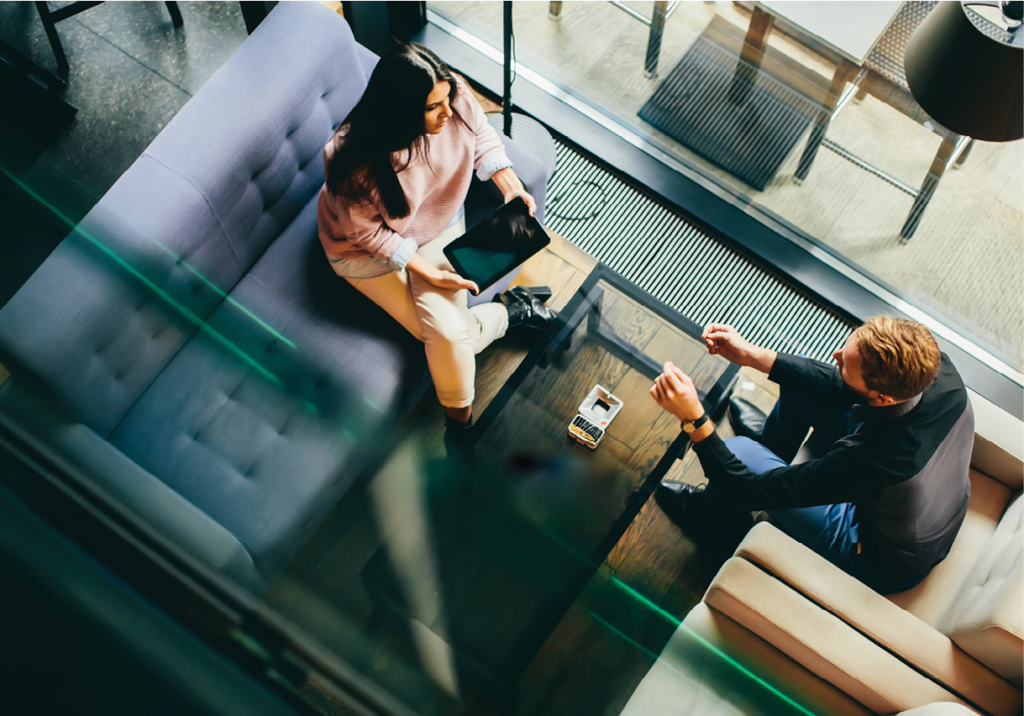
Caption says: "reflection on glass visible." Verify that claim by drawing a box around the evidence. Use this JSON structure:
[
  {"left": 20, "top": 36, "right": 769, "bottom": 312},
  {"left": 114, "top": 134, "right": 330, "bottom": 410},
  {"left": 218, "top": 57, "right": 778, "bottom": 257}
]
[
  {"left": 2, "top": 2, "right": 1018, "bottom": 713},
  {"left": 428, "top": 1, "right": 1023, "bottom": 370}
]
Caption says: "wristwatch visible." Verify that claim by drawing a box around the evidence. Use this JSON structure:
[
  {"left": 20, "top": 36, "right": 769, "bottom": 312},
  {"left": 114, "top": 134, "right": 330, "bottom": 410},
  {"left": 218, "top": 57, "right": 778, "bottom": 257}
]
[{"left": 682, "top": 413, "right": 710, "bottom": 435}]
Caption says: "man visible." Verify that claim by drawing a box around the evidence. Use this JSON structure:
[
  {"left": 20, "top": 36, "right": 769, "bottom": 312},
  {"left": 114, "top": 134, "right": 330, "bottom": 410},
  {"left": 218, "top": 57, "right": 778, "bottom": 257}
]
[{"left": 650, "top": 315, "right": 973, "bottom": 594}]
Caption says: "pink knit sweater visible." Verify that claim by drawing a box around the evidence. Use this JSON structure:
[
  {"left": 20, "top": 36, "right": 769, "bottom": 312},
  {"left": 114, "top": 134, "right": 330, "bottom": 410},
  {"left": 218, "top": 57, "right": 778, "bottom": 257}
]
[{"left": 317, "top": 76, "right": 507, "bottom": 269}]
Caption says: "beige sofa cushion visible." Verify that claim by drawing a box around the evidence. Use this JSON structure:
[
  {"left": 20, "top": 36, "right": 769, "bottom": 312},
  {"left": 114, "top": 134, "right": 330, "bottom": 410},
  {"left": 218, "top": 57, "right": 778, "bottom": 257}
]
[
  {"left": 704, "top": 558, "right": 970, "bottom": 714},
  {"left": 899, "top": 705, "right": 982, "bottom": 716},
  {"left": 735, "top": 523, "right": 1021, "bottom": 716},
  {"left": 620, "top": 602, "right": 870, "bottom": 716},
  {"left": 888, "top": 469, "right": 1012, "bottom": 625},
  {"left": 967, "top": 388, "right": 1023, "bottom": 491},
  {"left": 937, "top": 491, "right": 1024, "bottom": 686}
]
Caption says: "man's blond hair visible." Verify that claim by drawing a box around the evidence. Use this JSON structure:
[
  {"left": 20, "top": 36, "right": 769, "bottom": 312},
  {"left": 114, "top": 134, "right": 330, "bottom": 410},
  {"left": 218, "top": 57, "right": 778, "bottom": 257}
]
[{"left": 856, "top": 316, "right": 940, "bottom": 401}]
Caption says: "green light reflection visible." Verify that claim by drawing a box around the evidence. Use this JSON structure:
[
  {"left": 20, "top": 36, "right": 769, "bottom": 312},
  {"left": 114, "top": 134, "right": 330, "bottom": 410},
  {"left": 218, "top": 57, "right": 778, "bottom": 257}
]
[{"left": 595, "top": 577, "right": 818, "bottom": 716}]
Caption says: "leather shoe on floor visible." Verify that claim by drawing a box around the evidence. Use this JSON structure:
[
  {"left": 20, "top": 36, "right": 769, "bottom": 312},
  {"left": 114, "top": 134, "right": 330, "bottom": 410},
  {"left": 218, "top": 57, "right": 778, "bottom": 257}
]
[
  {"left": 656, "top": 481, "right": 754, "bottom": 569},
  {"left": 656, "top": 481, "right": 753, "bottom": 534},
  {"left": 728, "top": 397, "right": 767, "bottom": 440},
  {"left": 654, "top": 481, "right": 710, "bottom": 528}
]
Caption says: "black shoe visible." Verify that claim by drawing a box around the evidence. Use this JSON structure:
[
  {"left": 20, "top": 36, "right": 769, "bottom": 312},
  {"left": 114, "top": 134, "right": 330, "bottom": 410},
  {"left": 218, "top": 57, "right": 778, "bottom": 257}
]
[
  {"left": 655, "top": 481, "right": 711, "bottom": 528},
  {"left": 728, "top": 397, "right": 767, "bottom": 440},
  {"left": 496, "top": 286, "right": 556, "bottom": 331},
  {"left": 656, "top": 481, "right": 753, "bottom": 532},
  {"left": 444, "top": 414, "right": 476, "bottom": 468},
  {"left": 515, "top": 285, "right": 552, "bottom": 303},
  {"left": 656, "top": 481, "right": 753, "bottom": 569}
]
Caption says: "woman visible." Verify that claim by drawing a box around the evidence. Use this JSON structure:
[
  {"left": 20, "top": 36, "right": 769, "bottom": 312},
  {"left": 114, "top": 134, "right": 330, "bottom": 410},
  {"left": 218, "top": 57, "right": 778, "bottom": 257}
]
[{"left": 317, "top": 42, "right": 554, "bottom": 452}]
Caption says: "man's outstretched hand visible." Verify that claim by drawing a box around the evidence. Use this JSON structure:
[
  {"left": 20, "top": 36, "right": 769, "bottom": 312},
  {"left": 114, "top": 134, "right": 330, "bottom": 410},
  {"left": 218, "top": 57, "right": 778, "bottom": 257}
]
[
  {"left": 650, "top": 362, "right": 705, "bottom": 423},
  {"left": 702, "top": 323, "right": 777, "bottom": 374}
]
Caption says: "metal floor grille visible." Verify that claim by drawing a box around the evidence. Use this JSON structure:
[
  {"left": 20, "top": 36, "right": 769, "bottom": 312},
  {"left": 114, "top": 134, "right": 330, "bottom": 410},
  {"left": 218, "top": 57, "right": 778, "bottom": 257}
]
[{"left": 544, "top": 139, "right": 857, "bottom": 363}]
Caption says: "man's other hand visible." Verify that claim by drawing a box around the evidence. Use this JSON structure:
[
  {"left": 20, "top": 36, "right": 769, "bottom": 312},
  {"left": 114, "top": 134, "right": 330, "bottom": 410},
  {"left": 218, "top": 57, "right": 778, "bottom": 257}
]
[
  {"left": 702, "top": 323, "right": 777, "bottom": 374},
  {"left": 650, "top": 362, "right": 705, "bottom": 423}
]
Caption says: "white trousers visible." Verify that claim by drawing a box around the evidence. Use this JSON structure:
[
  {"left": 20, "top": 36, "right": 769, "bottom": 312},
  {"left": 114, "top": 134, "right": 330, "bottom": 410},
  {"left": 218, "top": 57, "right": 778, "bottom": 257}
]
[{"left": 345, "top": 218, "right": 509, "bottom": 409}]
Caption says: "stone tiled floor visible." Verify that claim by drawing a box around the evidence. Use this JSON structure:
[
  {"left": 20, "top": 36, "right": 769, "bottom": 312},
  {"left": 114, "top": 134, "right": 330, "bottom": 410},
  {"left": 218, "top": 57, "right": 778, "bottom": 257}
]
[
  {"left": 0, "top": 1, "right": 248, "bottom": 304},
  {"left": 431, "top": 0, "right": 1024, "bottom": 368},
  {"left": 2, "top": 0, "right": 248, "bottom": 199}
]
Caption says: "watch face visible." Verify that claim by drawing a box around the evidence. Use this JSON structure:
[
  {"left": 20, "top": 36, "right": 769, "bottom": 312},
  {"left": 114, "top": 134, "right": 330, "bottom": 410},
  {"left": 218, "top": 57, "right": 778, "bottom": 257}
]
[{"left": 683, "top": 422, "right": 695, "bottom": 434}]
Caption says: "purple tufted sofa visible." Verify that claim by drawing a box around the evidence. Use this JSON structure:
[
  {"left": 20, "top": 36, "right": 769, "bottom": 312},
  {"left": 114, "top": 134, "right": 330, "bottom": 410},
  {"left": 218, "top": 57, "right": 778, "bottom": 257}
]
[{"left": 0, "top": 2, "right": 546, "bottom": 592}]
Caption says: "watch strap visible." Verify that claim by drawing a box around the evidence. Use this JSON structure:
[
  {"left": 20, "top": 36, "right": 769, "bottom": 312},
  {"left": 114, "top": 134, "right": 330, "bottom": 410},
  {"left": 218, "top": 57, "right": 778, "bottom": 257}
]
[{"left": 682, "top": 413, "right": 710, "bottom": 435}]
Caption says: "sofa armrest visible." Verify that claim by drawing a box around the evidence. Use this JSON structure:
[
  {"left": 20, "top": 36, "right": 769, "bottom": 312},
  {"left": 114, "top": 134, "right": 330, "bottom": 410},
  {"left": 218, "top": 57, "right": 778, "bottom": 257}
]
[
  {"left": 500, "top": 133, "right": 548, "bottom": 225},
  {"left": 621, "top": 601, "right": 873, "bottom": 716},
  {"left": 0, "top": 376, "right": 266, "bottom": 594},
  {"left": 968, "top": 388, "right": 1024, "bottom": 491},
  {"left": 467, "top": 134, "right": 549, "bottom": 222},
  {"left": 735, "top": 523, "right": 1021, "bottom": 716},
  {"left": 356, "top": 43, "right": 378, "bottom": 82},
  {"left": 464, "top": 132, "right": 550, "bottom": 306},
  {"left": 705, "top": 557, "right": 972, "bottom": 714}
]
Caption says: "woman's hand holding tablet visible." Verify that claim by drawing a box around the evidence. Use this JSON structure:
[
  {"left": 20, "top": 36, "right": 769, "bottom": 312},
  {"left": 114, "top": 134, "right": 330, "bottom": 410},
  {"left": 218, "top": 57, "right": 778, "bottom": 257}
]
[{"left": 443, "top": 196, "right": 551, "bottom": 294}]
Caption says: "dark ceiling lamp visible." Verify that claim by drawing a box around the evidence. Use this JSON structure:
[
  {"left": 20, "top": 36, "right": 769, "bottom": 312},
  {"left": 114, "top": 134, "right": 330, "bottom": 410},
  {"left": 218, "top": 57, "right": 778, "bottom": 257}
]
[{"left": 904, "top": 1, "right": 1024, "bottom": 142}]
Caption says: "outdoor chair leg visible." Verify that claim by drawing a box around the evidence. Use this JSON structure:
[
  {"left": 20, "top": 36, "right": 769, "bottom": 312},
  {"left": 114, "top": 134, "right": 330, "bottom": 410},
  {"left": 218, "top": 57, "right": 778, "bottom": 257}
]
[
  {"left": 900, "top": 133, "right": 956, "bottom": 243},
  {"left": 954, "top": 138, "right": 974, "bottom": 169},
  {"left": 644, "top": 1, "right": 669, "bottom": 78},
  {"left": 34, "top": 1, "right": 70, "bottom": 80},
  {"left": 795, "top": 61, "right": 854, "bottom": 183},
  {"left": 728, "top": 6, "right": 773, "bottom": 104},
  {"left": 165, "top": 2, "right": 183, "bottom": 28}
]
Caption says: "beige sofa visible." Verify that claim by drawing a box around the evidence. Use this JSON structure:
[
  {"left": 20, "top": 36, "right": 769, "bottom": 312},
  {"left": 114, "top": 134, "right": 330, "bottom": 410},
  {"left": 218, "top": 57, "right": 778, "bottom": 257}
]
[{"left": 622, "top": 389, "right": 1023, "bottom": 716}]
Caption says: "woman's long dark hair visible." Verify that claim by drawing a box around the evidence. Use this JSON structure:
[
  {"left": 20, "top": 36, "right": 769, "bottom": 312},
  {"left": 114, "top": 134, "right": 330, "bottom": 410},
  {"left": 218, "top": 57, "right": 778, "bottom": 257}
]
[{"left": 326, "top": 43, "right": 460, "bottom": 219}]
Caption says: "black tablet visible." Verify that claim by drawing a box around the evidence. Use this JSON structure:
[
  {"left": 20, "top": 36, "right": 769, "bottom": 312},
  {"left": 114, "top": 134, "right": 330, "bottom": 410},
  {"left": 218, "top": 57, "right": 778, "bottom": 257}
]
[{"left": 443, "top": 197, "right": 550, "bottom": 293}]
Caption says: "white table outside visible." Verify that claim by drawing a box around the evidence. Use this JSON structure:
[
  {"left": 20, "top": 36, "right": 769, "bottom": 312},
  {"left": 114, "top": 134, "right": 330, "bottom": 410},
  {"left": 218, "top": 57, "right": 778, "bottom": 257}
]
[{"left": 757, "top": 1, "right": 903, "bottom": 65}]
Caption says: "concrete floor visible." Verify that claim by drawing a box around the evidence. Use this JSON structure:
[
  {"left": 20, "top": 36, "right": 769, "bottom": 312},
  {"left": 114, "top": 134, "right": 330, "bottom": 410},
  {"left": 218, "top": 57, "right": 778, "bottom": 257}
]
[
  {"left": 431, "top": 0, "right": 1024, "bottom": 368},
  {"left": 0, "top": 1, "right": 249, "bottom": 305}
]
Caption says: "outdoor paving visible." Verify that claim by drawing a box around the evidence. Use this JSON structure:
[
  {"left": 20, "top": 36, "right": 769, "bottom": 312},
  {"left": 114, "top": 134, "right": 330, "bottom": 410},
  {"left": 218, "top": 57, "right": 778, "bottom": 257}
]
[{"left": 432, "top": 0, "right": 1024, "bottom": 368}]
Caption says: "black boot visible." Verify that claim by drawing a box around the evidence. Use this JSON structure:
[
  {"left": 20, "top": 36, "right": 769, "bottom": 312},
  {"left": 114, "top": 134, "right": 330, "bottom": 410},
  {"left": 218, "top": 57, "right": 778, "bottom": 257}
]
[
  {"left": 443, "top": 413, "right": 476, "bottom": 468},
  {"left": 495, "top": 286, "right": 556, "bottom": 331},
  {"left": 728, "top": 397, "right": 767, "bottom": 440}
]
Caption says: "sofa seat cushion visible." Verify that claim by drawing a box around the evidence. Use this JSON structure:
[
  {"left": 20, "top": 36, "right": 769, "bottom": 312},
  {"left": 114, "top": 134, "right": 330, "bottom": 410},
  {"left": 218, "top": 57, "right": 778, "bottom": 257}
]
[
  {"left": 0, "top": 377, "right": 263, "bottom": 592},
  {"left": 938, "top": 491, "right": 1024, "bottom": 685},
  {"left": 621, "top": 602, "right": 871, "bottom": 716},
  {"left": 245, "top": 194, "right": 428, "bottom": 404},
  {"left": 107, "top": 196, "right": 424, "bottom": 578},
  {"left": 887, "top": 469, "right": 1013, "bottom": 625},
  {"left": 0, "top": 155, "right": 245, "bottom": 437}
]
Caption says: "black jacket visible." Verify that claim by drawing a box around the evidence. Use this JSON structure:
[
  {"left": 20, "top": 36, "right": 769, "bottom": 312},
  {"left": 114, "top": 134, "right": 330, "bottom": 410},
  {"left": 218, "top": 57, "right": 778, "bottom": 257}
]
[{"left": 694, "top": 353, "right": 973, "bottom": 576}]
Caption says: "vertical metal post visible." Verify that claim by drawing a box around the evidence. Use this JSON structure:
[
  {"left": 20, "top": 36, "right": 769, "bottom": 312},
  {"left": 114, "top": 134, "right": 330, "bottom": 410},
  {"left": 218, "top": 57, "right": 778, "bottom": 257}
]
[
  {"left": 503, "top": 1, "right": 513, "bottom": 138},
  {"left": 644, "top": 1, "right": 669, "bottom": 78}
]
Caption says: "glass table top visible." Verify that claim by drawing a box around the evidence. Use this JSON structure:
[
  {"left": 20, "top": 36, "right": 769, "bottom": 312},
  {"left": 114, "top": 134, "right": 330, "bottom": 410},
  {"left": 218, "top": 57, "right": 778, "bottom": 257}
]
[{"left": 359, "top": 265, "right": 739, "bottom": 706}]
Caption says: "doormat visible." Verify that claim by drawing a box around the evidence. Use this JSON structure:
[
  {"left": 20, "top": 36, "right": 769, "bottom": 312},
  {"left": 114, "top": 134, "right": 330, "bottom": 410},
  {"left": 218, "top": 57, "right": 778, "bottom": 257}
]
[{"left": 639, "top": 16, "right": 829, "bottom": 191}]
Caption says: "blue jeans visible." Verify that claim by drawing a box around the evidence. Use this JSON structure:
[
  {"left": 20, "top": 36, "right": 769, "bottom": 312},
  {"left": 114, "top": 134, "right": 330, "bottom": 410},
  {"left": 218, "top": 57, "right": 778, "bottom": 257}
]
[
  {"left": 725, "top": 436, "right": 863, "bottom": 580},
  {"left": 723, "top": 386, "right": 924, "bottom": 594}
]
